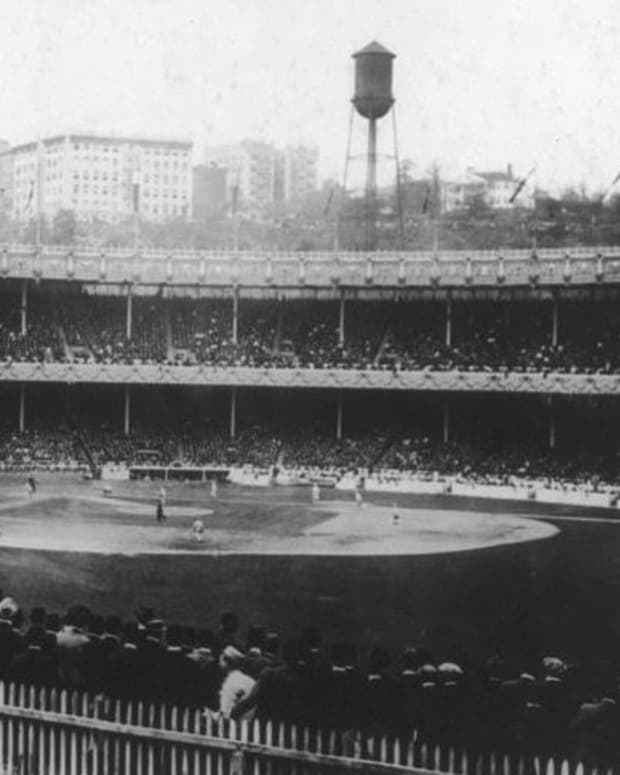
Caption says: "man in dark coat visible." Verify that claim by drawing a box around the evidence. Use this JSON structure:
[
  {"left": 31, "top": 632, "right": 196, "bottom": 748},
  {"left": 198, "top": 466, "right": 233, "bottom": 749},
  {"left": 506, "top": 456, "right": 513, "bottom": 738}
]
[
  {"left": 232, "top": 639, "right": 306, "bottom": 723},
  {"left": 6, "top": 628, "right": 57, "bottom": 688},
  {"left": 0, "top": 600, "right": 26, "bottom": 678},
  {"left": 105, "top": 623, "right": 146, "bottom": 700}
]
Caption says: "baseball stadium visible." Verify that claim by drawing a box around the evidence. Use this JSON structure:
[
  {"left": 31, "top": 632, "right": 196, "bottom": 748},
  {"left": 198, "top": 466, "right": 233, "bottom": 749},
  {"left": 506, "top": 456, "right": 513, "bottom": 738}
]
[
  {"left": 0, "top": 29, "right": 618, "bottom": 775},
  {"left": 0, "top": 244, "right": 616, "bottom": 773}
]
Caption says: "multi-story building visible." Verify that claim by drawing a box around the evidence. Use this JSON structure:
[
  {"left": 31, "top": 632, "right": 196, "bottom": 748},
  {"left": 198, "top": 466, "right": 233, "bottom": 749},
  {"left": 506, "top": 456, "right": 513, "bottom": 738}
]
[
  {"left": 204, "top": 141, "right": 318, "bottom": 220},
  {"left": 441, "top": 170, "right": 487, "bottom": 213},
  {"left": 441, "top": 164, "right": 534, "bottom": 212},
  {"left": 7, "top": 133, "right": 193, "bottom": 223},
  {"left": 282, "top": 144, "right": 319, "bottom": 202},
  {"left": 204, "top": 141, "right": 277, "bottom": 220},
  {"left": 0, "top": 141, "right": 13, "bottom": 218}
]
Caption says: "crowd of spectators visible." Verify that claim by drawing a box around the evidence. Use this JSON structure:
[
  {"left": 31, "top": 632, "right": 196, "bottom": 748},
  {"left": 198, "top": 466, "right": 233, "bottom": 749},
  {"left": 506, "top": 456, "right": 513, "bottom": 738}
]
[
  {"left": 2, "top": 293, "right": 620, "bottom": 373},
  {"left": 0, "top": 597, "right": 615, "bottom": 764},
  {"left": 0, "top": 423, "right": 616, "bottom": 494}
]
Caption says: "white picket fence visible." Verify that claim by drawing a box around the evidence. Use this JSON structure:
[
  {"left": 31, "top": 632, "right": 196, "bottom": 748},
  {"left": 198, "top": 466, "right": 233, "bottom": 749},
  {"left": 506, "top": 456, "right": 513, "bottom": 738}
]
[{"left": 0, "top": 682, "right": 613, "bottom": 775}]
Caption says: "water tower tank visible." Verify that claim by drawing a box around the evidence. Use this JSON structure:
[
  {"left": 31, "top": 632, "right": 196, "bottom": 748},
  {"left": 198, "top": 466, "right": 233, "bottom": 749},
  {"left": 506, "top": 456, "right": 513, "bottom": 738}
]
[{"left": 352, "top": 41, "right": 395, "bottom": 120}]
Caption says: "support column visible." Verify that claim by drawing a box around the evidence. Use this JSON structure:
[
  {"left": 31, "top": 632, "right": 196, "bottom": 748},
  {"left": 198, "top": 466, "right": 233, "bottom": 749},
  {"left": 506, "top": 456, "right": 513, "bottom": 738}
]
[
  {"left": 230, "top": 387, "right": 237, "bottom": 440},
  {"left": 126, "top": 288, "right": 132, "bottom": 341},
  {"left": 442, "top": 399, "right": 450, "bottom": 444},
  {"left": 20, "top": 281, "right": 27, "bottom": 336},
  {"left": 124, "top": 385, "right": 131, "bottom": 437},
  {"left": 232, "top": 290, "right": 239, "bottom": 345},
  {"left": 18, "top": 384, "right": 25, "bottom": 433},
  {"left": 445, "top": 293, "right": 452, "bottom": 347},
  {"left": 336, "top": 399, "right": 343, "bottom": 440},
  {"left": 551, "top": 292, "right": 559, "bottom": 347},
  {"left": 338, "top": 292, "right": 345, "bottom": 347},
  {"left": 548, "top": 394, "right": 555, "bottom": 449}
]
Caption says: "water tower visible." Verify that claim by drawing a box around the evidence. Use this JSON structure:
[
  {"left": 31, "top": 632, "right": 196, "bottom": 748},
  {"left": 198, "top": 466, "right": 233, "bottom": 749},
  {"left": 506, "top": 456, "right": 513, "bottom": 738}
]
[{"left": 350, "top": 41, "right": 396, "bottom": 250}]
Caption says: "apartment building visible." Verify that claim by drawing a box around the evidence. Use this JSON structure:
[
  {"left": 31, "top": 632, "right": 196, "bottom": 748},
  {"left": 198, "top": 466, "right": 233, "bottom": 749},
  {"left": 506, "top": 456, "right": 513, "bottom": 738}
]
[
  {"left": 282, "top": 144, "right": 319, "bottom": 202},
  {"left": 8, "top": 133, "right": 193, "bottom": 223},
  {"left": 204, "top": 140, "right": 318, "bottom": 219}
]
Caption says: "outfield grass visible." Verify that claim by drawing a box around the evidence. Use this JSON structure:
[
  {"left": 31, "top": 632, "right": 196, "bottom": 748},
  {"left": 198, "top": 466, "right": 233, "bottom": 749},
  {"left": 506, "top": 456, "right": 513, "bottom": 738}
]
[{"left": 0, "top": 474, "right": 616, "bottom": 669}]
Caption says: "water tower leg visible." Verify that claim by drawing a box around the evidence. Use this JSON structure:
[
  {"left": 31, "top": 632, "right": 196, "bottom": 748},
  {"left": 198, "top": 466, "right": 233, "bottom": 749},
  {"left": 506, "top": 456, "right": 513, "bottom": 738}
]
[{"left": 366, "top": 117, "right": 378, "bottom": 251}]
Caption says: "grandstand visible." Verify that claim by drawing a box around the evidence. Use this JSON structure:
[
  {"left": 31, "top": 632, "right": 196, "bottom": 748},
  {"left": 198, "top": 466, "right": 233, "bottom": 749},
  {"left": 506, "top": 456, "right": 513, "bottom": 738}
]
[
  {"left": 0, "top": 243, "right": 618, "bottom": 773},
  {"left": 0, "top": 243, "right": 618, "bottom": 491}
]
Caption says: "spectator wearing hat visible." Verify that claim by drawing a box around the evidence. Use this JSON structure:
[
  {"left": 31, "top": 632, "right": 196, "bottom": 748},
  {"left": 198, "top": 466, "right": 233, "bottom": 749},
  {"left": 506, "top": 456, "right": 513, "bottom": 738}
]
[
  {"left": 299, "top": 626, "right": 331, "bottom": 726},
  {"left": 159, "top": 624, "right": 201, "bottom": 707},
  {"left": 81, "top": 615, "right": 107, "bottom": 693},
  {"left": 140, "top": 619, "right": 166, "bottom": 701},
  {"left": 6, "top": 627, "right": 58, "bottom": 688},
  {"left": 232, "top": 639, "right": 306, "bottom": 723},
  {"left": 26, "top": 607, "right": 56, "bottom": 659},
  {"left": 358, "top": 646, "right": 397, "bottom": 737},
  {"left": 56, "top": 606, "right": 91, "bottom": 689},
  {"left": 219, "top": 646, "right": 256, "bottom": 720},
  {"left": 570, "top": 696, "right": 619, "bottom": 767},
  {"left": 187, "top": 630, "right": 220, "bottom": 710},
  {"left": 324, "top": 642, "right": 362, "bottom": 734},
  {"left": 242, "top": 625, "right": 269, "bottom": 679},
  {"left": 262, "top": 631, "right": 283, "bottom": 670},
  {"left": 214, "top": 612, "right": 241, "bottom": 656},
  {"left": 0, "top": 599, "right": 25, "bottom": 678},
  {"left": 536, "top": 656, "right": 579, "bottom": 756},
  {"left": 395, "top": 647, "right": 423, "bottom": 737},
  {"left": 105, "top": 623, "right": 146, "bottom": 700}
]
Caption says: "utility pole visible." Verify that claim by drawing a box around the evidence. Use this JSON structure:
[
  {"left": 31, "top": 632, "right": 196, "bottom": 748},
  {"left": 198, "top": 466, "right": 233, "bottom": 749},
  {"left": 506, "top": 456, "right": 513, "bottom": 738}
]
[
  {"left": 431, "top": 161, "right": 441, "bottom": 253},
  {"left": 35, "top": 139, "right": 43, "bottom": 250}
]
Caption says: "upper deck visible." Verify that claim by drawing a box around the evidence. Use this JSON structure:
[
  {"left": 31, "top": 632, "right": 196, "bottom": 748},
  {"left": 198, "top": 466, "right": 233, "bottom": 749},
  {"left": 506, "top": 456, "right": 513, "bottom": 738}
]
[{"left": 2, "top": 244, "right": 620, "bottom": 290}]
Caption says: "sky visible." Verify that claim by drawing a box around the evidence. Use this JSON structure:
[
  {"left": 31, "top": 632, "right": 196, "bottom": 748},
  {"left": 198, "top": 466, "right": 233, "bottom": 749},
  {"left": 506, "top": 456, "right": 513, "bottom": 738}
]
[{"left": 1, "top": 0, "right": 620, "bottom": 194}]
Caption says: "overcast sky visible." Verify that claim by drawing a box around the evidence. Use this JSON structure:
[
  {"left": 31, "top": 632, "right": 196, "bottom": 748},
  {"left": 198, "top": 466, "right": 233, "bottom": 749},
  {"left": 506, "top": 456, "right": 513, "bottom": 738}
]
[{"left": 1, "top": 0, "right": 619, "bottom": 193}]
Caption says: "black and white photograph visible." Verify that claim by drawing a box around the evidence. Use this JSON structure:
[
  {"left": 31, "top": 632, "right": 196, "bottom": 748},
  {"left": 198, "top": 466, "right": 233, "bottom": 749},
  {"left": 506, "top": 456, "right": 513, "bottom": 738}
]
[{"left": 0, "top": 0, "right": 618, "bottom": 771}]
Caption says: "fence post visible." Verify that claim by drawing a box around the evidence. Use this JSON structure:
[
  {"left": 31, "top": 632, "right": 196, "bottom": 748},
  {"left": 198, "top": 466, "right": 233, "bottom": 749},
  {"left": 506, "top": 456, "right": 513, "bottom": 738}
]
[
  {"left": 7, "top": 684, "right": 16, "bottom": 775},
  {"left": 69, "top": 716, "right": 78, "bottom": 775},
  {"left": 181, "top": 708, "right": 190, "bottom": 775},
  {"left": 230, "top": 747, "right": 246, "bottom": 775}
]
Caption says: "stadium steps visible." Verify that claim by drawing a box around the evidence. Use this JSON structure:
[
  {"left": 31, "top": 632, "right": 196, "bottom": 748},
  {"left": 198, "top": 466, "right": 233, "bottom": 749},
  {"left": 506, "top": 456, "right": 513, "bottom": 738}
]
[
  {"left": 163, "top": 301, "right": 174, "bottom": 362},
  {"left": 367, "top": 430, "right": 402, "bottom": 472},
  {"left": 272, "top": 302, "right": 285, "bottom": 355},
  {"left": 372, "top": 325, "right": 393, "bottom": 367},
  {"left": 55, "top": 322, "right": 76, "bottom": 363}
]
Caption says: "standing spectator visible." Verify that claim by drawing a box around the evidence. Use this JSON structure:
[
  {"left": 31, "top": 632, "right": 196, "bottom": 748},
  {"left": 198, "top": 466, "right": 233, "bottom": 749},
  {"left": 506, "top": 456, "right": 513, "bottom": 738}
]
[
  {"left": 214, "top": 612, "right": 241, "bottom": 656},
  {"left": 232, "top": 639, "right": 306, "bottom": 723},
  {"left": 6, "top": 628, "right": 57, "bottom": 687},
  {"left": 219, "top": 646, "right": 256, "bottom": 721},
  {"left": 56, "top": 606, "right": 91, "bottom": 689},
  {"left": 0, "top": 599, "right": 25, "bottom": 678}
]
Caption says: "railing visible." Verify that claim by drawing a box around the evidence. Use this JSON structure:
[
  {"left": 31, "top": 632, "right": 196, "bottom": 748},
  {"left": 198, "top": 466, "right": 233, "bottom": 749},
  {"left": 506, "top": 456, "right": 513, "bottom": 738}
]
[
  {"left": 2, "top": 243, "right": 620, "bottom": 288},
  {"left": 1, "top": 361, "right": 620, "bottom": 394},
  {"left": 0, "top": 682, "right": 609, "bottom": 775}
]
